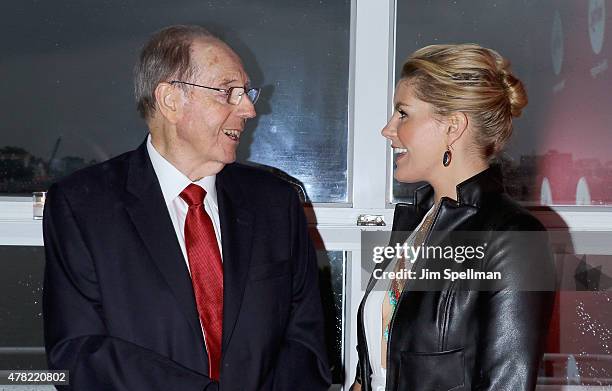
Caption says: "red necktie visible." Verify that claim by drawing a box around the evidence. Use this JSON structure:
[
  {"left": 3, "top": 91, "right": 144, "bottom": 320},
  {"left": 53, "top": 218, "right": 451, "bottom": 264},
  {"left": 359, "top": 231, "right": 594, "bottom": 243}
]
[{"left": 180, "top": 184, "right": 223, "bottom": 381}]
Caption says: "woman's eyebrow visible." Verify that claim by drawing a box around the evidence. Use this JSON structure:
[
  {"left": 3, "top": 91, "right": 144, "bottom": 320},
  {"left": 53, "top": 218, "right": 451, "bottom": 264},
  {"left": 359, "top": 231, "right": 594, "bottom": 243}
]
[{"left": 394, "top": 102, "right": 410, "bottom": 111}]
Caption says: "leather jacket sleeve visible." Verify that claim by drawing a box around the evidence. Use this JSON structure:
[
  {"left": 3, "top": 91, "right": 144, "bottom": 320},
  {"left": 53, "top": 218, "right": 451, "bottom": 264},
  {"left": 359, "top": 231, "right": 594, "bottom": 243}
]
[{"left": 472, "top": 213, "right": 555, "bottom": 390}]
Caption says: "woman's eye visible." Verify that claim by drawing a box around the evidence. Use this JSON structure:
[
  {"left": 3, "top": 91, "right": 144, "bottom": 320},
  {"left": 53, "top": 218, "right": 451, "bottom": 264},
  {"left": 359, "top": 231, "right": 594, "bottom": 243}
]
[{"left": 398, "top": 109, "right": 408, "bottom": 119}]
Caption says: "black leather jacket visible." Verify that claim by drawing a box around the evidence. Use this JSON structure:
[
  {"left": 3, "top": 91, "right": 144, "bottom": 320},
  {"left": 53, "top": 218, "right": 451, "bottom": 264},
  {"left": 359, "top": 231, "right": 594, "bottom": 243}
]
[{"left": 355, "top": 167, "right": 555, "bottom": 391}]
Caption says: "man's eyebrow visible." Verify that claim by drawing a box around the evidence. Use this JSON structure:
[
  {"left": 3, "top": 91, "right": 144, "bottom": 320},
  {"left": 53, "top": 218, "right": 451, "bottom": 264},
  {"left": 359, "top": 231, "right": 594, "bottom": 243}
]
[{"left": 218, "top": 78, "right": 240, "bottom": 86}]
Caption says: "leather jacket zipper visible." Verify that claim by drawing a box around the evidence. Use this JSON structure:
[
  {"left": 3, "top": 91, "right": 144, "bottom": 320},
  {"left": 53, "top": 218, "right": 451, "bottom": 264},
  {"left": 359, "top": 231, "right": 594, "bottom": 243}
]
[{"left": 439, "top": 282, "right": 455, "bottom": 351}]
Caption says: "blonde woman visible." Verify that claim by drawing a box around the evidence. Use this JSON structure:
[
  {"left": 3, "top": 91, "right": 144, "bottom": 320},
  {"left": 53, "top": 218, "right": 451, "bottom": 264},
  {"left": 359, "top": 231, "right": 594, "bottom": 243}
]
[{"left": 351, "top": 44, "right": 554, "bottom": 391}]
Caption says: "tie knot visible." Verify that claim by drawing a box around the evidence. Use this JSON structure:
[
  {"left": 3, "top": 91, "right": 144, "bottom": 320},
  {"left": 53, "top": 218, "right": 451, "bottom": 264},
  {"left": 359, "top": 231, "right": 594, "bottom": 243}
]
[{"left": 180, "top": 184, "right": 207, "bottom": 207}]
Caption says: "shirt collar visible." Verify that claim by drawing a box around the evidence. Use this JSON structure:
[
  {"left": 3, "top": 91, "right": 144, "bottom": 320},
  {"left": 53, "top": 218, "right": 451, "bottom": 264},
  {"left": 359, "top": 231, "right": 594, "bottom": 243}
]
[{"left": 146, "top": 134, "right": 218, "bottom": 210}]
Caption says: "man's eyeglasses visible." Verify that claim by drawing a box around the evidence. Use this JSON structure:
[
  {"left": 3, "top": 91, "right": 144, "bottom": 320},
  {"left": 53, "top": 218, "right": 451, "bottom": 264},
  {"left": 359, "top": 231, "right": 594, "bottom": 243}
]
[{"left": 170, "top": 80, "right": 260, "bottom": 105}]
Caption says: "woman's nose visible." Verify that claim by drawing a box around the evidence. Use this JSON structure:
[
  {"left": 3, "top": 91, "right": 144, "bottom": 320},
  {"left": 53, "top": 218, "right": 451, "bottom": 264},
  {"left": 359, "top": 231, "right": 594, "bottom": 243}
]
[{"left": 381, "top": 119, "right": 397, "bottom": 140}]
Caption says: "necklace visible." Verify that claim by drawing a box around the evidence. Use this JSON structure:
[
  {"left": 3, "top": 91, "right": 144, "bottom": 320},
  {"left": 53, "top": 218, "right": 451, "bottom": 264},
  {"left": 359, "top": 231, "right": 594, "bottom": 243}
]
[{"left": 383, "top": 204, "right": 439, "bottom": 342}]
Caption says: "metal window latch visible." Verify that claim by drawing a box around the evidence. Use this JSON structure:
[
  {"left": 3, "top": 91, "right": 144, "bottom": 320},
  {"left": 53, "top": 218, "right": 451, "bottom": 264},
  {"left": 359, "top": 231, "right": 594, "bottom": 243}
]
[{"left": 357, "top": 214, "right": 386, "bottom": 226}]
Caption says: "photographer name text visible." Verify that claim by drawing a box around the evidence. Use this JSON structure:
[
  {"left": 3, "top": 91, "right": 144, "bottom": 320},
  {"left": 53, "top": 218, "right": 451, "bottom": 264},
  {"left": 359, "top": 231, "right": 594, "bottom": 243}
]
[{"left": 373, "top": 267, "right": 501, "bottom": 282}]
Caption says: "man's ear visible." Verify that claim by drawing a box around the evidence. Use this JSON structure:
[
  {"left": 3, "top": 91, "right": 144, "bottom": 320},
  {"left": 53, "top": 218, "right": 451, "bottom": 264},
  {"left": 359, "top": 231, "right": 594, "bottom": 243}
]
[
  {"left": 154, "top": 82, "right": 183, "bottom": 124},
  {"left": 446, "top": 111, "right": 469, "bottom": 147}
]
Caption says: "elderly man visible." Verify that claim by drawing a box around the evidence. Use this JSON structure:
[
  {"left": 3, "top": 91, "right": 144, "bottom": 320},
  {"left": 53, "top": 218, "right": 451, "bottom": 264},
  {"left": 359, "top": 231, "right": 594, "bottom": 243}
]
[{"left": 43, "top": 25, "right": 331, "bottom": 390}]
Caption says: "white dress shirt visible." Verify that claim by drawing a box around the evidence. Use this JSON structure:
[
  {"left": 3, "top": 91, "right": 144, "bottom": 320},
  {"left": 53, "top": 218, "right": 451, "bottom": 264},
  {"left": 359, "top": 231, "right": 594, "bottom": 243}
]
[{"left": 146, "top": 134, "right": 224, "bottom": 271}]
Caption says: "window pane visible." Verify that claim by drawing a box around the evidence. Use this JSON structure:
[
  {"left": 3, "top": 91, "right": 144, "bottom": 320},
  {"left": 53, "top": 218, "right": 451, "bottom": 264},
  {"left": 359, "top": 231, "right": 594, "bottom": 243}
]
[
  {"left": 0, "top": 246, "right": 46, "bottom": 370},
  {"left": 0, "top": 0, "right": 350, "bottom": 203},
  {"left": 393, "top": 0, "right": 612, "bottom": 206},
  {"left": 317, "top": 251, "right": 346, "bottom": 385}
]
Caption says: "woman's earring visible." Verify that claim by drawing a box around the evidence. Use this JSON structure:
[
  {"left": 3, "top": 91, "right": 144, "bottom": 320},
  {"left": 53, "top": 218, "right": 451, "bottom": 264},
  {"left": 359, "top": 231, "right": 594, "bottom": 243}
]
[{"left": 442, "top": 147, "right": 452, "bottom": 167}]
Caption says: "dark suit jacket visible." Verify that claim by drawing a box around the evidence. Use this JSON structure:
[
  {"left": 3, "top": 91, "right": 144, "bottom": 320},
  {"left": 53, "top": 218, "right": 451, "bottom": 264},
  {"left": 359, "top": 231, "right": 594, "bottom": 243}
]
[
  {"left": 42, "top": 140, "right": 331, "bottom": 391},
  {"left": 355, "top": 166, "right": 554, "bottom": 391}
]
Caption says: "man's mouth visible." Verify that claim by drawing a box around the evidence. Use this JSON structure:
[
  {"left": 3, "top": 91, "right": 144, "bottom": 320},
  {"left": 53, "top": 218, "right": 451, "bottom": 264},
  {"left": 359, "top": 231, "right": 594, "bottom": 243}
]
[{"left": 223, "top": 129, "right": 241, "bottom": 142}]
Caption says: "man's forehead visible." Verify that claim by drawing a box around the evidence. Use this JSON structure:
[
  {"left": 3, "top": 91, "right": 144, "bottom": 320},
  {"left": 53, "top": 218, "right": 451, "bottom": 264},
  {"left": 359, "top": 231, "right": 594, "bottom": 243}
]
[{"left": 191, "top": 39, "right": 249, "bottom": 85}]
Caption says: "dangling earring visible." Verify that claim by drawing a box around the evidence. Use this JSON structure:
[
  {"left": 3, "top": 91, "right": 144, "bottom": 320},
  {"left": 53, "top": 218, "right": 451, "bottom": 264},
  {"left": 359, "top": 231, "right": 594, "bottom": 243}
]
[{"left": 442, "top": 147, "right": 452, "bottom": 167}]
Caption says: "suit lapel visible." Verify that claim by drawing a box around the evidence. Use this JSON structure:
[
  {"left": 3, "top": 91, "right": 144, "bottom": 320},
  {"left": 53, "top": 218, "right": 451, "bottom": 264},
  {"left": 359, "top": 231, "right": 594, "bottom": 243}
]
[
  {"left": 123, "top": 142, "right": 203, "bottom": 344},
  {"left": 216, "top": 166, "right": 254, "bottom": 351}
]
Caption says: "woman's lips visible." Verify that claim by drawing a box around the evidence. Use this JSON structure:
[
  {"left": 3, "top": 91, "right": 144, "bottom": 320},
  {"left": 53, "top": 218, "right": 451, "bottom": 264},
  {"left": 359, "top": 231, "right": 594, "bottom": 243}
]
[{"left": 393, "top": 147, "right": 407, "bottom": 164}]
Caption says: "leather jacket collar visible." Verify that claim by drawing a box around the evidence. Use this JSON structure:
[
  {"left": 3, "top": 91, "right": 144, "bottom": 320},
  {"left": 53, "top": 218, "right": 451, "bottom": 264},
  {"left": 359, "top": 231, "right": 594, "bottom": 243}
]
[
  {"left": 388, "top": 165, "right": 503, "bottom": 251},
  {"left": 454, "top": 164, "right": 504, "bottom": 207}
]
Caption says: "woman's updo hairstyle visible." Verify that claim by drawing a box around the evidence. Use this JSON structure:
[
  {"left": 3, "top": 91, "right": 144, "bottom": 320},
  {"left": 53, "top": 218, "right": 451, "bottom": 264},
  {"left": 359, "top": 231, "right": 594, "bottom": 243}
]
[{"left": 400, "top": 44, "right": 527, "bottom": 158}]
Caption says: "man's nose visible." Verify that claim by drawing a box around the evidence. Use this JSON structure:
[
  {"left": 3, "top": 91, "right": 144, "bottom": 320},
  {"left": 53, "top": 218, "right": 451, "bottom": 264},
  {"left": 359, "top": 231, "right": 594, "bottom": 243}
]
[{"left": 237, "top": 96, "right": 256, "bottom": 119}]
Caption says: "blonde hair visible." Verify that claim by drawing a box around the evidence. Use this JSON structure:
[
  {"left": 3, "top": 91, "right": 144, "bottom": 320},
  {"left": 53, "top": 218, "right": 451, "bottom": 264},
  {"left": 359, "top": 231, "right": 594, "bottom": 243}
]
[{"left": 400, "top": 44, "right": 527, "bottom": 158}]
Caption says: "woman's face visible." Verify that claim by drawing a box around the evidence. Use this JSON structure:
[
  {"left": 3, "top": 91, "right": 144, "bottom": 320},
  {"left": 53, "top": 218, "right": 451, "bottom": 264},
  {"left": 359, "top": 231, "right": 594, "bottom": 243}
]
[{"left": 381, "top": 80, "right": 447, "bottom": 183}]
